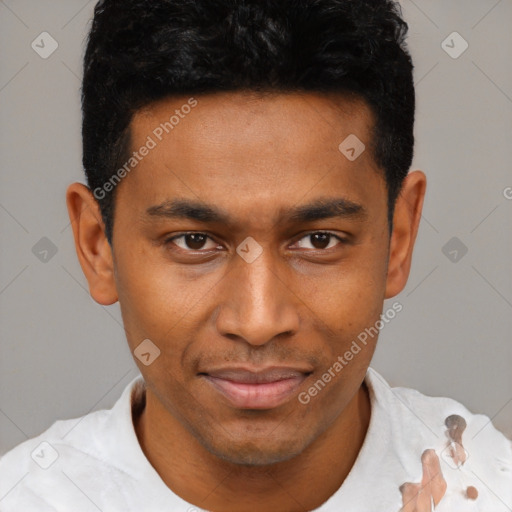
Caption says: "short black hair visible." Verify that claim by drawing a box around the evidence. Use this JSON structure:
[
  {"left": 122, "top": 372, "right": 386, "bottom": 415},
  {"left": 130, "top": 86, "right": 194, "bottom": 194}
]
[{"left": 82, "top": 0, "right": 415, "bottom": 244}]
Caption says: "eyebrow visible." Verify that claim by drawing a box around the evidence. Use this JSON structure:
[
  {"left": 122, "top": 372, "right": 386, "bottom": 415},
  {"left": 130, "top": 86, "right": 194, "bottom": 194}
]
[{"left": 145, "top": 196, "right": 367, "bottom": 225}]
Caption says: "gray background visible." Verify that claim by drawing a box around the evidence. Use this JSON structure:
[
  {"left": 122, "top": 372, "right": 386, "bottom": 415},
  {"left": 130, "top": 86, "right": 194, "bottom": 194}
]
[{"left": 0, "top": 0, "right": 511, "bottom": 456}]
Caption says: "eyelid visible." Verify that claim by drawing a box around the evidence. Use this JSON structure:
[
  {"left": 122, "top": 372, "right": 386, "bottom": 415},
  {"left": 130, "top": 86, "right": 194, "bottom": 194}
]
[
  {"left": 165, "top": 232, "right": 222, "bottom": 252},
  {"left": 291, "top": 231, "right": 348, "bottom": 248},
  {"left": 164, "top": 230, "right": 348, "bottom": 253}
]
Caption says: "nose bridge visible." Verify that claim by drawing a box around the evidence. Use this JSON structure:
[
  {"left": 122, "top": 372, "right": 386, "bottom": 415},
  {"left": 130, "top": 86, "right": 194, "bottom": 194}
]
[{"left": 216, "top": 244, "right": 299, "bottom": 346}]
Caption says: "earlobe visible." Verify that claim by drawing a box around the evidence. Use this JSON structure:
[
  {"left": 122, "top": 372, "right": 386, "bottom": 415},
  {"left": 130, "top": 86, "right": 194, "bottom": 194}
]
[
  {"left": 66, "top": 183, "right": 118, "bottom": 305},
  {"left": 384, "top": 170, "right": 427, "bottom": 299}
]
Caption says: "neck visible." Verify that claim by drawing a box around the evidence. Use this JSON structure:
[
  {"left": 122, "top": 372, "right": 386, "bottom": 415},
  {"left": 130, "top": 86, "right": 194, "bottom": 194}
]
[{"left": 134, "top": 382, "right": 371, "bottom": 512}]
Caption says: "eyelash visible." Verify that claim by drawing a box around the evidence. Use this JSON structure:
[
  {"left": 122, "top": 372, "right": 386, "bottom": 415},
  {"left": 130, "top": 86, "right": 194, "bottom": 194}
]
[{"left": 164, "top": 231, "right": 348, "bottom": 254}]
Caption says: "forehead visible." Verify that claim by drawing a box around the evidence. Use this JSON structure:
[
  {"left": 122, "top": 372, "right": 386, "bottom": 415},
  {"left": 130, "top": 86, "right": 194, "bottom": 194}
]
[
  {"left": 132, "top": 90, "right": 376, "bottom": 156},
  {"left": 118, "top": 91, "right": 386, "bottom": 231}
]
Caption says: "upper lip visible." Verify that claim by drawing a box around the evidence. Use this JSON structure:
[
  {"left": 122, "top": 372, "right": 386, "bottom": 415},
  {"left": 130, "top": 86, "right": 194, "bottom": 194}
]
[{"left": 201, "top": 366, "right": 313, "bottom": 384}]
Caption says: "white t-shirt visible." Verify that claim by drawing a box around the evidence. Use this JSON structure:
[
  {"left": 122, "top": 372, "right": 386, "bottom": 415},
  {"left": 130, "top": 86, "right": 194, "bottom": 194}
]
[{"left": 1, "top": 367, "right": 511, "bottom": 511}]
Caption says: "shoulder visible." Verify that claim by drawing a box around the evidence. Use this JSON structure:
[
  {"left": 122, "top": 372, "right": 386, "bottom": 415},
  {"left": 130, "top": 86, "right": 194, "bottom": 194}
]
[
  {"left": 366, "top": 367, "right": 512, "bottom": 510},
  {"left": 0, "top": 376, "right": 145, "bottom": 511},
  {"left": 380, "top": 370, "right": 512, "bottom": 453},
  {"left": 0, "top": 411, "right": 97, "bottom": 512}
]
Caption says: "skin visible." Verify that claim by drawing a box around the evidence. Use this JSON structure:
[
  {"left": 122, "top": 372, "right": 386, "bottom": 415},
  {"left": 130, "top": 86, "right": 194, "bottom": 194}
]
[
  {"left": 66, "top": 91, "right": 426, "bottom": 512},
  {"left": 445, "top": 414, "right": 467, "bottom": 467},
  {"left": 399, "top": 449, "right": 447, "bottom": 511}
]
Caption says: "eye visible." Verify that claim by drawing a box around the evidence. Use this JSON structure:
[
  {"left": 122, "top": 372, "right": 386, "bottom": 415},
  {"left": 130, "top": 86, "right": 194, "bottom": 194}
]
[
  {"left": 164, "top": 231, "right": 347, "bottom": 254},
  {"left": 293, "top": 231, "right": 346, "bottom": 251},
  {"left": 166, "top": 233, "right": 220, "bottom": 252}
]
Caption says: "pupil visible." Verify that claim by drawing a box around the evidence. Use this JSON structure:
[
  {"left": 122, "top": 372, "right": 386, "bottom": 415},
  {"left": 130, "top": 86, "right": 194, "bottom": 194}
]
[
  {"left": 312, "top": 233, "right": 329, "bottom": 249},
  {"left": 187, "top": 234, "right": 206, "bottom": 250}
]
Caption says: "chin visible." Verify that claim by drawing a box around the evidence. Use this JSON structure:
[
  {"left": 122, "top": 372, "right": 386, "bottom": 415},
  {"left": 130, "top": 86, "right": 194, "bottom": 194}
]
[{"left": 198, "top": 434, "right": 310, "bottom": 467}]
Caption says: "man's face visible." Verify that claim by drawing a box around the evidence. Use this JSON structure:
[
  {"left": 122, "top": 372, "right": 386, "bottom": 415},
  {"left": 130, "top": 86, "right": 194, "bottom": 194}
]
[{"left": 111, "top": 92, "right": 390, "bottom": 465}]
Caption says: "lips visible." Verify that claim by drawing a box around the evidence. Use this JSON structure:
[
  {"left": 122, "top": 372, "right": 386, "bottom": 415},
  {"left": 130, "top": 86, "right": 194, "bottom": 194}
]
[{"left": 200, "top": 366, "right": 312, "bottom": 409}]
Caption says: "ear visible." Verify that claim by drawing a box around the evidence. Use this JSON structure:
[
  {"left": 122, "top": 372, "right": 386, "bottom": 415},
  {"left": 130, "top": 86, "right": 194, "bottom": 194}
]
[
  {"left": 66, "top": 183, "right": 118, "bottom": 305},
  {"left": 385, "top": 170, "right": 427, "bottom": 298}
]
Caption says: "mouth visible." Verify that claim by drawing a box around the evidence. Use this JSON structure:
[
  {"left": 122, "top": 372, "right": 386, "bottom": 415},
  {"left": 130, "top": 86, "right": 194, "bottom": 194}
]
[{"left": 199, "top": 366, "right": 313, "bottom": 410}]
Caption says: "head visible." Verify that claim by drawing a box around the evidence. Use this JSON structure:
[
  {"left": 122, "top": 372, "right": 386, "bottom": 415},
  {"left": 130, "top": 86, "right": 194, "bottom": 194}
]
[{"left": 67, "top": 0, "right": 426, "bottom": 466}]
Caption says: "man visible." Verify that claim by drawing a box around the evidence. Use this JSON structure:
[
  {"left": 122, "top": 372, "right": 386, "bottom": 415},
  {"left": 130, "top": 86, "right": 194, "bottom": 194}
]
[{"left": 0, "top": 0, "right": 510, "bottom": 510}]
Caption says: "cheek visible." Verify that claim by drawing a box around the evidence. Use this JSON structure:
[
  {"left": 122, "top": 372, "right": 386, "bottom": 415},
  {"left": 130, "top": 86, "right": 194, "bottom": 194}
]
[
  {"left": 297, "top": 252, "right": 387, "bottom": 333},
  {"left": 113, "top": 250, "right": 219, "bottom": 357},
  {"left": 113, "top": 251, "right": 179, "bottom": 341}
]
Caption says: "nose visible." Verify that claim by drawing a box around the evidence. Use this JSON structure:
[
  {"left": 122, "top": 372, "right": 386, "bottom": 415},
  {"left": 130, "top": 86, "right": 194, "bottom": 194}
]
[{"left": 214, "top": 245, "right": 300, "bottom": 347}]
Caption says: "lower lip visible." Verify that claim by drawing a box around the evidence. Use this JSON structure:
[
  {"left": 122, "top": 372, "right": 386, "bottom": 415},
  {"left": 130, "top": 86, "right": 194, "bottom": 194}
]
[{"left": 202, "top": 375, "right": 307, "bottom": 409}]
